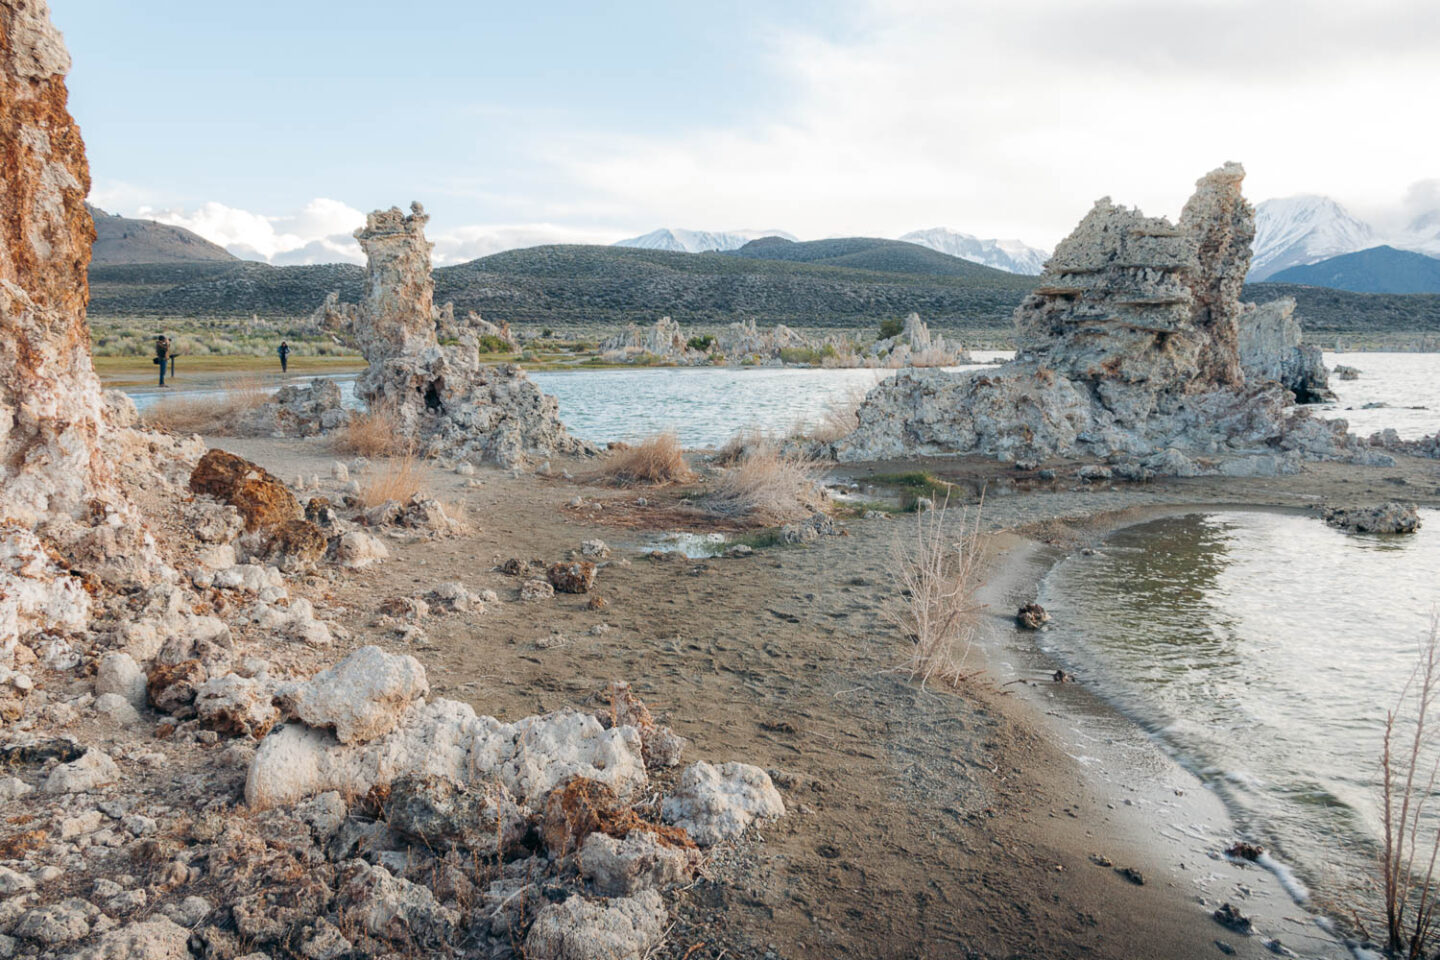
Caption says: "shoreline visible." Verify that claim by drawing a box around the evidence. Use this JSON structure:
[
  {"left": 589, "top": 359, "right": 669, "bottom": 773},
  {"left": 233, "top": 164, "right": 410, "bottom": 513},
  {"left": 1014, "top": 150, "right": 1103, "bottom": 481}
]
[
  {"left": 206, "top": 436, "right": 1439, "bottom": 957},
  {"left": 972, "top": 506, "right": 1358, "bottom": 959}
]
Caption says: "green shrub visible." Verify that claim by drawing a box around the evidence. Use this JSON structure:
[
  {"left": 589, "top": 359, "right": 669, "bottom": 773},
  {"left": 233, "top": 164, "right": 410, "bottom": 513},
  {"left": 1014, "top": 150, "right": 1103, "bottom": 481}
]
[
  {"left": 687, "top": 335, "right": 715, "bottom": 352},
  {"left": 476, "top": 334, "right": 513, "bottom": 354},
  {"left": 878, "top": 317, "right": 904, "bottom": 339}
]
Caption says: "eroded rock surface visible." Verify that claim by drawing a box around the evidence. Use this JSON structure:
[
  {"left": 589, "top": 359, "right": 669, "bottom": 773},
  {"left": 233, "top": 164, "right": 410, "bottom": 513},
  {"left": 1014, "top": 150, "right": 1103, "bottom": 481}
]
[
  {"left": 838, "top": 164, "right": 1363, "bottom": 472},
  {"left": 318, "top": 203, "right": 594, "bottom": 468}
]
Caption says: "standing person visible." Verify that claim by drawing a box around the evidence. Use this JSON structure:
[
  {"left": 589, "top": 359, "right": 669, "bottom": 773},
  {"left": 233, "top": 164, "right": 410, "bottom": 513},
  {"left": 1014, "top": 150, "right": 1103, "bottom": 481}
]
[
  {"left": 277, "top": 340, "right": 290, "bottom": 373},
  {"left": 153, "top": 334, "right": 170, "bottom": 387}
]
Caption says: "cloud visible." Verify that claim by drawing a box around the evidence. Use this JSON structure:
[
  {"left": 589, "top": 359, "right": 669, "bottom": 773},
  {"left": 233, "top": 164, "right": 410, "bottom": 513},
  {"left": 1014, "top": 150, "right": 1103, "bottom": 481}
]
[
  {"left": 115, "top": 196, "right": 626, "bottom": 266},
  {"left": 137, "top": 198, "right": 368, "bottom": 264},
  {"left": 553, "top": 0, "right": 1440, "bottom": 248}
]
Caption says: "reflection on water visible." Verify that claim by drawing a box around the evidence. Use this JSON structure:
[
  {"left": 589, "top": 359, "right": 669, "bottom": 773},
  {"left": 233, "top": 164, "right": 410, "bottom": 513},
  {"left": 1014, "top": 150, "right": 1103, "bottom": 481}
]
[{"left": 1039, "top": 510, "right": 1440, "bottom": 903}]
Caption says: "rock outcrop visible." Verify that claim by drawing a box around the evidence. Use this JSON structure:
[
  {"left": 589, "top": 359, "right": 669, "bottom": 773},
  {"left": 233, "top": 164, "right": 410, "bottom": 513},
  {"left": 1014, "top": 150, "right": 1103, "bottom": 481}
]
[
  {"left": 599, "top": 316, "right": 703, "bottom": 363},
  {"left": 837, "top": 164, "right": 1369, "bottom": 472},
  {"left": 319, "top": 204, "right": 593, "bottom": 468},
  {"left": 1237, "top": 298, "right": 1333, "bottom": 403},
  {"left": 868, "top": 313, "right": 971, "bottom": 367}
]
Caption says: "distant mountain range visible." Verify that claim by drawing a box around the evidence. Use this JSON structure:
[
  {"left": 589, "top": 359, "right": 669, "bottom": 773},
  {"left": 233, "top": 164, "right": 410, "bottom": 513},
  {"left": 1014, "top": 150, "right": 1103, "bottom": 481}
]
[
  {"left": 1251, "top": 193, "right": 1440, "bottom": 282},
  {"left": 1269, "top": 245, "right": 1440, "bottom": 294},
  {"left": 898, "top": 228, "right": 1048, "bottom": 275},
  {"left": 614, "top": 228, "right": 797, "bottom": 253},
  {"left": 87, "top": 205, "right": 236, "bottom": 265},
  {"left": 618, "top": 226, "right": 1049, "bottom": 274}
]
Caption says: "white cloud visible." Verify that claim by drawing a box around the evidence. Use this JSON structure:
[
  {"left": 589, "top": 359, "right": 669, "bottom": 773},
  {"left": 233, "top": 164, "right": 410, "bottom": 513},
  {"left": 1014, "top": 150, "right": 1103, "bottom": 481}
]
[
  {"left": 111, "top": 196, "right": 626, "bottom": 266},
  {"left": 136, "top": 198, "right": 368, "bottom": 264},
  {"left": 553, "top": 0, "right": 1440, "bottom": 249}
]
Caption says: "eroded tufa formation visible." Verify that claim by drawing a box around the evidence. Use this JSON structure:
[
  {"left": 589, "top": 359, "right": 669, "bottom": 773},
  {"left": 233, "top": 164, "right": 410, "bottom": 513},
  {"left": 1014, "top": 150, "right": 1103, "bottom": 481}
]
[
  {"left": 837, "top": 164, "right": 1353, "bottom": 473},
  {"left": 321, "top": 203, "right": 594, "bottom": 468}
]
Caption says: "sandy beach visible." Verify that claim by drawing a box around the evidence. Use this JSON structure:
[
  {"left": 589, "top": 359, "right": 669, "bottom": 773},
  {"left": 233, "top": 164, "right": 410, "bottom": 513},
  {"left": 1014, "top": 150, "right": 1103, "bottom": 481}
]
[{"left": 197, "top": 436, "right": 1439, "bottom": 960}]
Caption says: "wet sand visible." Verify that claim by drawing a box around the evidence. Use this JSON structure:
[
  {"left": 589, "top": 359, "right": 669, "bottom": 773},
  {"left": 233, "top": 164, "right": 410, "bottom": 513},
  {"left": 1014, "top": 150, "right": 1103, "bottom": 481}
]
[{"left": 216, "top": 435, "right": 1440, "bottom": 958}]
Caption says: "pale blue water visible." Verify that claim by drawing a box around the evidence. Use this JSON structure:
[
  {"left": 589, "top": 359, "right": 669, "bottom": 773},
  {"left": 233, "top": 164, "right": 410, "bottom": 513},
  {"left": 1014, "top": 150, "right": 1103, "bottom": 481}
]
[
  {"left": 1038, "top": 510, "right": 1440, "bottom": 907},
  {"left": 120, "top": 351, "right": 1435, "bottom": 447}
]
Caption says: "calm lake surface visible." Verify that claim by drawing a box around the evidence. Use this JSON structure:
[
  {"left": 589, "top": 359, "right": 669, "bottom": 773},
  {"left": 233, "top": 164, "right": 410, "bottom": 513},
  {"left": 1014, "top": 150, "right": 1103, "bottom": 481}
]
[
  {"left": 1038, "top": 510, "right": 1440, "bottom": 909},
  {"left": 121, "top": 351, "right": 1435, "bottom": 448}
]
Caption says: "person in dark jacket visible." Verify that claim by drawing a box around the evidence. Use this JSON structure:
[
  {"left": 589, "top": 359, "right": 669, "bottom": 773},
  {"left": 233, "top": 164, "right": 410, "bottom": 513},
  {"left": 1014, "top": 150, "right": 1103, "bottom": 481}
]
[
  {"left": 278, "top": 340, "right": 290, "bottom": 373},
  {"left": 154, "top": 334, "right": 170, "bottom": 386}
]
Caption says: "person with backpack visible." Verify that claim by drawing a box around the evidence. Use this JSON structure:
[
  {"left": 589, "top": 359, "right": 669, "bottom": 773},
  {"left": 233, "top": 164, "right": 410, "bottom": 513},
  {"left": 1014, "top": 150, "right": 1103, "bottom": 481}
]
[
  {"left": 278, "top": 340, "right": 291, "bottom": 373},
  {"left": 153, "top": 334, "right": 170, "bottom": 386}
]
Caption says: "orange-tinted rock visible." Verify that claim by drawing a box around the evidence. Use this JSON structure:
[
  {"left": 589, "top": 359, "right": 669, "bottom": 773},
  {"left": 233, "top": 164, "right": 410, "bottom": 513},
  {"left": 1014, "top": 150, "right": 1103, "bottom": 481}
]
[
  {"left": 256, "top": 518, "right": 327, "bottom": 572},
  {"left": 189, "top": 449, "right": 301, "bottom": 532},
  {"left": 547, "top": 560, "right": 596, "bottom": 594},
  {"left": 0, "top": 1, "right": 118, "bottom": 524}
]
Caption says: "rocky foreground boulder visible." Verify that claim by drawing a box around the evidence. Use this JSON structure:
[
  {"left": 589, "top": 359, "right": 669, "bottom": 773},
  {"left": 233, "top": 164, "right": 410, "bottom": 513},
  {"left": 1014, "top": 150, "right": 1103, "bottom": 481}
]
[{"left": 836, "top": 164, "right": 1361, "bottom": 474}]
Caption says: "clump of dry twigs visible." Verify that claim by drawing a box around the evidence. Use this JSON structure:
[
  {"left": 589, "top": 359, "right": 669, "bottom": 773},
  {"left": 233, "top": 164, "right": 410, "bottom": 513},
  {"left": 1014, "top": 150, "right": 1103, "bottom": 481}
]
[
  {"left": 704, "top": 444, "right": 826, "bottom": 525},
  {"left": 591, "top": 431, "right": 695, "bottom": 485},
  {"left": 143, "top": 375, "right": 269, "bottom": 435},
  {"left": 1380, "top": 611, "right": 1440, "bottom": 958},
  {"left": 355, "top": 452, "right": 424, "bottom": 508},
  {"left": 332, "top": 402, "right": 409, "bottom": 458},
  {"left": 883, "top": 496, "right": 988, "bottom": 688}
]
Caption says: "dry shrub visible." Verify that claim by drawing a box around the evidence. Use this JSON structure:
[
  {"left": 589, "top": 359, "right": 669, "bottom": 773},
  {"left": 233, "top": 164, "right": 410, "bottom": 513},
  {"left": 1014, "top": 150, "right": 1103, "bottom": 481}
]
[
  {"left": 1380, "top": 611, "right": 1440, "bottom": 958},
  {"left": 592, "top": 431, "right": 695, "bottom": 485},
  {"left": 143, "top": 375, "right": 269, "bottom": 435},
  {"left": 704, "top": 445, "right": 826, "bottom": 525},
  {"left": 356, "top": 453, "right": 423, "bottom": 508},
  {"left": 883, "top": 498, "right": 987, "bottom": 688},
  {"left": 714, "top": 426, "right": 774, "bottom": 466},
  {"left": 332, "top": 402, "right": 408, "bottom": 458},
  {"left": 806, "top": 385, "right": 868, "bottom": 445}
]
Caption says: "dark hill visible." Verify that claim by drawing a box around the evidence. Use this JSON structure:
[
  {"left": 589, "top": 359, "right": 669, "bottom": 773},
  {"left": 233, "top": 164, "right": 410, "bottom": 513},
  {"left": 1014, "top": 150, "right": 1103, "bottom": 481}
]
[
  {"left": 726, "top": 236, "right": 1010, "bottom": 279},
  {"left": 83, "top": 241, "right": 1440, "bottom": 336},
  {"left": 87, "top": 205, "right": 237, "bottom": 265},
  {"left": 1268, "top": 245, "right": 1440, "bottom": 294}
]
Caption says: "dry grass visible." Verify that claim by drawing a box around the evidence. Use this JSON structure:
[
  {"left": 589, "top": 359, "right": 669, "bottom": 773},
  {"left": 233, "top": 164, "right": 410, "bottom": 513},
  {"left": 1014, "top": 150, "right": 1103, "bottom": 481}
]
[
  {"left": 704, "top": 444, "right": 827, "bottom": 525},
  {"left": 882, "top": 497, "right": 988, "bottom": 689},
  {"left": 142, "top": 375, "right": 269, "bottom": 435},
  {"left": 332, "top": 402, "right": 409, "bottom": 458},
  {"left": 714, "top": 426, "right": 775, "bottom": 466},
  {"left": 356, "top": 453, "right": 424, "bottom": 508},
  {"left": 805, "top": 385, "right": 868, "bottom": 445},
  {"left": 1380, "top": 611, "right": 1440, "bottom": 958},
  {"left": 591, "top": 431, "right": 696, "bottom": 485}
]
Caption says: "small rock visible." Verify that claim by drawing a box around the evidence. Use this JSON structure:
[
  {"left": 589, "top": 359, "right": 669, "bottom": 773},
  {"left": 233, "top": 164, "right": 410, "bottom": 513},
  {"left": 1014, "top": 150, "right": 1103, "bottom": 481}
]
[
  {"left": 548, "top": 560, "right": 597, "bottom": 594},
  {"left": 1016, "top": 603, "right": 1050, "bottom": 630},
  {"left": 45, "top": 750, "right": 120, "bottom": 794},
  {"left": 521, "top": 579, "right": 555, "bottom": 601}
]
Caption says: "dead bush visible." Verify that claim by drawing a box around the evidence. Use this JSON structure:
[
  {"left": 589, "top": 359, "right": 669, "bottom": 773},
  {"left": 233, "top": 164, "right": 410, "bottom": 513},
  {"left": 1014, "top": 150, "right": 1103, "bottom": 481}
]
[
  {"left": 1380, "top": 611, "right": 1440, "bottom": 958},
  {"left": 883, "top": 498, "right": 987, "bottom": 688},
  {"left": 333, "top": 402, "right": 408, "bottom": 458},
  {"left": 143, "top": 376, "right": 269, "bottom": 435},
  {"left": 356, "top": 453, "right": 424, "bottom": 508},
  {"left": 704, "top": 446, "right": 826, "bottom": 525},
  {"left": 591, "top": 431, "right": 695, "bottom": 485}
]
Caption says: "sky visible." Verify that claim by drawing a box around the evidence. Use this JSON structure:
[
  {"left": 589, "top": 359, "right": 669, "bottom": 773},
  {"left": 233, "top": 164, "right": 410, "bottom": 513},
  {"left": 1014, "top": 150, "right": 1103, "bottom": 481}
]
[{"left": 57, "top": 0, "right": 1440, "bottom": 265}]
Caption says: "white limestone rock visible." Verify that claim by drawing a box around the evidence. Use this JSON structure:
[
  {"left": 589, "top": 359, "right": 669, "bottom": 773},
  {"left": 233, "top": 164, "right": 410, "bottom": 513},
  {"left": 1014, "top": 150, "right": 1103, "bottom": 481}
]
[
  {"left": 44, "top": 749, "right": 119, "bottom": 794},
  {"left": 580, "top": 831, "right": 699, "bottom": 896},
  {"left": 331, "top": 530, "right": 388, "bottom": 568},
  {"left": 525, "top": 889, "right": 667, "bottom": 960},
  {"left": 94, "top": 653, "right": 146, "bottom": 707},
  {"left": 68, "top": 917, "right": 191, "bottom": 960},
  {"left": 246, "top": 700, "right": 646, "bottom": 811},
  {"left": 277, "top": 645, "right": 427, "bottom": 744},
  {"left": 662, "top": 761, "right": 785, "bottom": 845}
]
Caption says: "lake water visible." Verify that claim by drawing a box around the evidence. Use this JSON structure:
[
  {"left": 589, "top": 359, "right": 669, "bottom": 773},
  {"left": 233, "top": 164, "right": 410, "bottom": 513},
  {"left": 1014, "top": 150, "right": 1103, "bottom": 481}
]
[
  {"left": 1037, "top": 510, "right": 1440, "bottom": 918},
  {"left": 120, "top": 351, "right": 1436, "bottom": 448}
]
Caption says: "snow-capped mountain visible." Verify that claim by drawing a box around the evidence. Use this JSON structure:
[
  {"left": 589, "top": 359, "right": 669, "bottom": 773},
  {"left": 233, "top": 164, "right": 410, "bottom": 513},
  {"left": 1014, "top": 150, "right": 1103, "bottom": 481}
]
[
  {"left": 615, "top": 228, "right": 797, "bottom": 253},
  {"left": 899, "top": 228, "right": 1049, "bottom": 275},
  {"left": 1250, "top": 195, "right": 1376, "bottom": 281}
]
